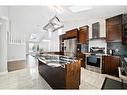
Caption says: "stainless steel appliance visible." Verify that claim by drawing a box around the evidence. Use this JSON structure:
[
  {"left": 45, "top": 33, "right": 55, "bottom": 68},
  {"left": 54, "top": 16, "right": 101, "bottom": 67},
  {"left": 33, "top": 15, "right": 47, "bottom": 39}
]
[
  {"left": 87, "top": 55, "right": 101, "bottom": 68},
  {"left": 64, "top": 38, "right": 77, "bottom": 57},
  {"left": 90, "top": 47, "right": 105, "bottom": 54},
  {"left": 86, "top": 54, "right": 101, "bottom": 67},
  {"left": 86, "top": 53, "right": 102, "bottom": 73}
]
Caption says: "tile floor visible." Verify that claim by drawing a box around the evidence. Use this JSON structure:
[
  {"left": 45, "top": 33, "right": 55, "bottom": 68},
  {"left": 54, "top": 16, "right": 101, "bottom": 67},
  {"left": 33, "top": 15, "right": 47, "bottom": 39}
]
[
  {"left": 0, "top": 69, "right": 51, "bottom": 89},
  {"left": 0, "top": 55, "right": 122, "bottom": 89}
]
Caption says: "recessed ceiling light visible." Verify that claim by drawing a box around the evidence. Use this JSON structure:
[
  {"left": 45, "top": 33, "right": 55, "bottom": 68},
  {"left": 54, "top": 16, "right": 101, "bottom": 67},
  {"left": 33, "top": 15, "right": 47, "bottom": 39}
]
[{"left": 68, "top": 6, "right": 93, "bottom": 13}]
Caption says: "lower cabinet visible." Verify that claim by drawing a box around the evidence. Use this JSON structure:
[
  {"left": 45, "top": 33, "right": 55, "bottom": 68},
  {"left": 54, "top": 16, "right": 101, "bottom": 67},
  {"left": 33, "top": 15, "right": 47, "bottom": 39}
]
[
  {"left": 38, "top": 59, "right": 81, "bottom": 89},
  {"left": 102, "top": 55, "right": 120, "bottom": 76},
  {"left": 77, "top": 53, "right": 86, "bottom": 68}
]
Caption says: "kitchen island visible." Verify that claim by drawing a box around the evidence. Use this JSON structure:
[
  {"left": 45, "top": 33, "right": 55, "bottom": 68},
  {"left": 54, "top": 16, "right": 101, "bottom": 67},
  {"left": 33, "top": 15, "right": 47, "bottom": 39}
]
[{"left": 37, "top": 54, "right": 81, "bottom": 89}]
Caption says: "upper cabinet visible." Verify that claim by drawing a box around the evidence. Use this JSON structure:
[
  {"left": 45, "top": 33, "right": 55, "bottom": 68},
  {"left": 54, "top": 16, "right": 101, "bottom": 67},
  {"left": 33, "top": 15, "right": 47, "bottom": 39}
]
[
  {"left": 122, "top": 13, "right": 127, "bottom": 45},
  {"left": 66, "top": 28, "right": 78, "bottom": 39},
  {"left": 92, "top": 22, "right": 100, "bottom": 39},
  {"left": 79, "top": 26, "right": 89, "bottom": 44},
  {"left": 106, "top": 14, "right": 122, "bottom": 42}
]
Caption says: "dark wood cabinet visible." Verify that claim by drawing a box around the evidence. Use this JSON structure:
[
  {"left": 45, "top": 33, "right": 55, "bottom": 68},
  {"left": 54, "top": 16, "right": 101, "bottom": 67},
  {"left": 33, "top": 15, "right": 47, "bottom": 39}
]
[
  {"left": 122, "top": 13, "right": 127, "bottom": 45},
  {"left": 38, "top": 58, "right": 81, "bottom": 89},
  {"left": 77, "top": 53, "right": 86, "bottom": 68},
  {"left": 66, "top": 28, "right": 78, "bottom": 39},
  {"left": 102, "top": 56, "right": 110, "bottom": 74},
  {"left": 65, "top": 60, "right": 81, "bottom": 89},
  {"left": 79, "top": 26, "right": 89, "bottom": 44},
  {"left": 106, "top": 14, "right": 122, "bottom": 42},
  {"left": 102, "top": 55, "right": 120, "bottom": 76},
  {"left": 110, "top": 56, "right": 120, "bottom": 75}
]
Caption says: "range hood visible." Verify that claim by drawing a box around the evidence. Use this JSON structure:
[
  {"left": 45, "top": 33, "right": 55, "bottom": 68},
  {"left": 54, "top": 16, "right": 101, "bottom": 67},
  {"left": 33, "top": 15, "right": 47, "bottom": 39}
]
[
  {"left": 90, "top": 22, "right": 106, "bottom": 40},
  {"left": 92, "top": 22, "right": 100, "bottom": 39}
]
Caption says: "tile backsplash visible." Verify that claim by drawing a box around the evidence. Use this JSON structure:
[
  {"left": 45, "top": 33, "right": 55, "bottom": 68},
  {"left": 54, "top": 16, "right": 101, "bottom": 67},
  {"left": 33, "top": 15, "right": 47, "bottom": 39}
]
[
  {"left": 89, "top": 39, "right": 107, "bottom": 54},
  {"left": 107, "top": 42, "right": 127, "bottom": 57}
]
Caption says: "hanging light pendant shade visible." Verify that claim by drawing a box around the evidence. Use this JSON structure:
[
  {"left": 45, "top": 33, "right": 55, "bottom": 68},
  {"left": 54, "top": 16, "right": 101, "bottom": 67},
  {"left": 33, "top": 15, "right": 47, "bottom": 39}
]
[{"left": 43, "top": 16, "right": 64, "bottom": 32}]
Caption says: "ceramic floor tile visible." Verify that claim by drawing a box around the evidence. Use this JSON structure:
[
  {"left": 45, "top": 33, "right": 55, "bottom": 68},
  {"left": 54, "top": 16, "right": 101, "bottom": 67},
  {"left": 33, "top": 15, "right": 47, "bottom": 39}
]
[
  {"left": 80, "top": 68, "right": 105, "bottom": 89},
  {"left": 0, "top": 68, "right": 51, "bottom": 89},
  {"left": 1, "top": 55, "right": 119, "bottom": 90},
  {"left": 0, "top": 67, "right": 106, "bottom": 90},
  {"left": 79, "top": 81, "right": 98, "bottom": 90}
]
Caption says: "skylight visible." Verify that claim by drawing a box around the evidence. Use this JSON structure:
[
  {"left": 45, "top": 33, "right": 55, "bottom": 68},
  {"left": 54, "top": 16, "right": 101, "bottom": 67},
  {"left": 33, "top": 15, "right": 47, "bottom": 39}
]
[{"left": 68, "top": 6, "right": 93, "bottom": 13}]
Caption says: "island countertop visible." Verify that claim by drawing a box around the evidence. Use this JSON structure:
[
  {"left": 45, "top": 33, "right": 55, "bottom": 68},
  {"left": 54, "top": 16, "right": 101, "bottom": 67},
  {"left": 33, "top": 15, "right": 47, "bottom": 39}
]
[{"left": 36, "top": 54, "right": 77, "bottom": 68}]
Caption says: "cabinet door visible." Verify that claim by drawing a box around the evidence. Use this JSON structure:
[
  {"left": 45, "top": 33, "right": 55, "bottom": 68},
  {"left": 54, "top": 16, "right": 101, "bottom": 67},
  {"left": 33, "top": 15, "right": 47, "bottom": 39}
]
[
  {"left": 106, "top": 24, "right": 122, "bottom": 42},
  {"left": 102, "top": 56, "right": 111, "bottom": 74},
  {"left": 106, "top": 14, "right": 122, "bottom": 42},
  {"left": 66, "top": 29, "right": 78, "bottom": 38},
  {"left": 80, "top": 53, "right": 86, "bottom": 68},
  {"left": 79, "top": 26, "right": 89, "bottom": 44},
  {"left": 110, "top": 56, "right": 120, "bottom": 76},
  {"left": 102, "top": 56, "right": 120, "bottom": 76},
  {"left": 77, "top": 53, "right": 85, "bottom": 68}
]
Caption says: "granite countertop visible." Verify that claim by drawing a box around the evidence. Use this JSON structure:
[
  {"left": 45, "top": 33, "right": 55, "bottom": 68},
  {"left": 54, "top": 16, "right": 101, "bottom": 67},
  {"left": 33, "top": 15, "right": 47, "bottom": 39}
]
[
  {"left": 124, "top": 57, "right": 127, "bottom": 62},
  {"left": 82, "top": 52, "right": 121, "bottom": 57},
  {"left": 37, "top": 54, "right": 77, "bottom": 68}
]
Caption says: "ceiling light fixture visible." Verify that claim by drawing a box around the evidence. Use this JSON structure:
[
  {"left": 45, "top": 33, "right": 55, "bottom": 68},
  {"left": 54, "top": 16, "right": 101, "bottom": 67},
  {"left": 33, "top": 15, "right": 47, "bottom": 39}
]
[{"left": 43, "top": 16, "right": 64, "bottom": 32}]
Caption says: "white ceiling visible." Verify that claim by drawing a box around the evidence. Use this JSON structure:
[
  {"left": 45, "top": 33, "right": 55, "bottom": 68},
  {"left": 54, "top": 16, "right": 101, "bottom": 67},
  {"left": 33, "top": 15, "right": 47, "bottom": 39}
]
[
  {"left": 8, "top": 6, "right": 127, "bottom": 42},
  {"left": 59, "top": 6, "right": 127, "bottom": 22}
]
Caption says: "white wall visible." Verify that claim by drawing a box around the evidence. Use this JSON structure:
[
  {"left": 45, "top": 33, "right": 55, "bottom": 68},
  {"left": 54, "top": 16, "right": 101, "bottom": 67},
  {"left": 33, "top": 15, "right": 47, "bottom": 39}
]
[
  {"left": 8, "top": 6, "right": 60, "bottom": 58},
  {"left": 0, "top": 7, "right": 9, "bottom": 17},
  {"left": 50, "top": 31, "right": 59, "bottom": 51},
  {"left": 8, "top": 6, "right": 50, "bottom": 60},
  {"left": 39, "top": 29, "right": 61, "bottom": 52},
  {"left": 0, "top": 6, "right": 9, "bottom": 73},
  {"left": 39, "top": 41, "right": 50, "bottom": 52},
  {"left": 7, "top": 30, "right": 26, "bottom": 61},
  {"left": 7, "top": 44, "right": 26, "bottom": 61}
]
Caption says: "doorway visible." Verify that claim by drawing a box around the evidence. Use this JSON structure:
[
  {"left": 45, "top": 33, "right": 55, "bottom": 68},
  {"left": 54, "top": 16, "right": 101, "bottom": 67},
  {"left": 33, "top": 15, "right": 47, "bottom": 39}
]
[{"left": 28, "top": 42, "right": 39, "bottom": 54}]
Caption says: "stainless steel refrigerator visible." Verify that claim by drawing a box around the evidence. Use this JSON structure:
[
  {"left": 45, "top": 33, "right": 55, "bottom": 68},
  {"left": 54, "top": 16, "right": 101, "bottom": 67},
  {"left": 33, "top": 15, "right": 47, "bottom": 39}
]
[{"left": 64, "top": 38, "right": 77, "bottom": 57}]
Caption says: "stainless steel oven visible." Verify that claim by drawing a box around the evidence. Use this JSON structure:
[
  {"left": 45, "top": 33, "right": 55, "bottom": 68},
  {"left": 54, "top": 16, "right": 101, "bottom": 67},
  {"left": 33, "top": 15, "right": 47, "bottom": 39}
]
[
  {"left": 87, "top": 55, "right": 100, "bottom": 67},
  {"left": 86, "top": 54, "right": 102, "bottom": 68},
  {"left": 86, "top": 54, "right": 102, "bottom": 73}
]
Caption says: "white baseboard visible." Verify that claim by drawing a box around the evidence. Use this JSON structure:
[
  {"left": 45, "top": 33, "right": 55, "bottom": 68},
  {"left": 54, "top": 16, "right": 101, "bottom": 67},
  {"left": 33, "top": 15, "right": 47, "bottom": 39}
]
[
  {"left": 0, "top": 71, "right": 8, "bottom": 75},
  {"left": 8, "top": 59, "right": 26, "bottom": 62}
]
